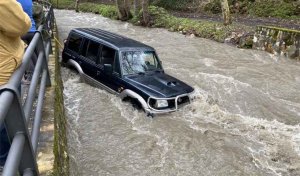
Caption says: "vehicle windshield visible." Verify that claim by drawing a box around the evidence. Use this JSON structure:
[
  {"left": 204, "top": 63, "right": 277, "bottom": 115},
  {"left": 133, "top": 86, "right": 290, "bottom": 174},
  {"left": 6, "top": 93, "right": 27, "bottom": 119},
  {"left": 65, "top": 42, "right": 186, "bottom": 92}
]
[{"left": 121, "top": 51, "right": 162, "bottom": 75}]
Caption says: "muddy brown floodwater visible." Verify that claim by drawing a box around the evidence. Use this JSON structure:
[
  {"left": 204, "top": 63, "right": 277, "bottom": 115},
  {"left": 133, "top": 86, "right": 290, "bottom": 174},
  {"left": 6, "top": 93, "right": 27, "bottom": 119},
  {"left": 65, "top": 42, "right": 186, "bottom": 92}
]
[{"left": 55, "top": 10, "right": 300, "bottom": 176}]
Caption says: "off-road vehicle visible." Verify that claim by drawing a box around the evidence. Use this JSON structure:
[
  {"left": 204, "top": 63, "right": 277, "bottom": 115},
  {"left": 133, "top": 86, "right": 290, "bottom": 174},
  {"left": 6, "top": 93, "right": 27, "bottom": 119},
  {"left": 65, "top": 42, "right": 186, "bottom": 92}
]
[{"left": 62, "top": 28, "right": 194, "bottom": 115}]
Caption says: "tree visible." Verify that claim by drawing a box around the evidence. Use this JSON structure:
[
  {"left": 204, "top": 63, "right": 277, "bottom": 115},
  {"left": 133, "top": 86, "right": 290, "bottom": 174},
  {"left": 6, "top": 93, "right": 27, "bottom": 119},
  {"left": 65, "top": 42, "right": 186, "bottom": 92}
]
[
  {"left": 142, "top": 0, "right": 150, "bottom": 26},
  {"left": 221, "top": 0, "right": 232, "bottom": 25},
  {"left": 116, "top": 0, "right": 132, "bottom": 21},
  {"left": 75, "top": 0, "right": 80, "bottom": 12},
  {"left": 134, "top": 0, "right": 141, "bottom": 16}
]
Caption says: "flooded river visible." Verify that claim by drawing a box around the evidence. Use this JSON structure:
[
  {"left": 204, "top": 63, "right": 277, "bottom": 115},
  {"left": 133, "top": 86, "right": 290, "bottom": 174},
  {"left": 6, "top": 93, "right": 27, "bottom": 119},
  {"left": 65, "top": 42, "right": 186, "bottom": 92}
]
[{"left": 55, "top": 10, "right": 300, "bottom": 176}]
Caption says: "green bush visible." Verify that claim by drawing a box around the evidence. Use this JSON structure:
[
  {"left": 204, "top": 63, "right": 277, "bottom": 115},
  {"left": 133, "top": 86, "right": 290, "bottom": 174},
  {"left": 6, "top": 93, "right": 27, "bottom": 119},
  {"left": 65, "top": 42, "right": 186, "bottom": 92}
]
[
  {"left": 49, "top": 0, "right": 74, "bottom": 9},
  {"left": 79, "top": 3, "right": 118, "bottom": 19},
  {"left": 152, "top": 0, "right": 192, "bottom": 11},
  {"left": 249, "top": 1, "right": 297, "bottom": 18},
  {"left": 204, "top": 0, "right": 222, "bottom": 14}
]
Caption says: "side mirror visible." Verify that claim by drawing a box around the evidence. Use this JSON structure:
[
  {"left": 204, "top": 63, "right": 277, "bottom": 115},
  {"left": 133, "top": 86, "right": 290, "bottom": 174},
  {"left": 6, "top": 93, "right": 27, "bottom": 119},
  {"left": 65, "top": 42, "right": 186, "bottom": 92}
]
[{"left": 104, "top": 64, "right": 113, "bottom": 74}]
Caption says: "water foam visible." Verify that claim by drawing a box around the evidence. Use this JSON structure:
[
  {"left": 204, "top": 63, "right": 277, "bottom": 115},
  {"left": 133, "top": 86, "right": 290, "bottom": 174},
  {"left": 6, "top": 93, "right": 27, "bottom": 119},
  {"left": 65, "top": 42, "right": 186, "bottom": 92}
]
[
  {"left": 111, "top": 96, "right": 170, "bottom": 169},
  {"left": 181, "top": 86, "right": 300, "bottom": 175}
]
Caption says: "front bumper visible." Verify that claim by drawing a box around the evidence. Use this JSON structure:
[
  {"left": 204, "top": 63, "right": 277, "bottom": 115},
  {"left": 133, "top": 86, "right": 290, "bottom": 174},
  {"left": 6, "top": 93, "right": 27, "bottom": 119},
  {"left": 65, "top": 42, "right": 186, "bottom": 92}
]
[{"left": 145, "top": 91, "right": 194, "bottom": 114}]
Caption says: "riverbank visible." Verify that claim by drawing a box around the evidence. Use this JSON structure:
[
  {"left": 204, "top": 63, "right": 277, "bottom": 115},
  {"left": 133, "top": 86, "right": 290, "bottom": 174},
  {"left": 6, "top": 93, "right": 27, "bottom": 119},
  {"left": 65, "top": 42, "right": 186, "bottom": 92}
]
[
  {"left": 50, "top": 1, "right": 299, "bottom": 56},
  {"left": 50, "top": 1, "right": 253, "bottom": 46}
]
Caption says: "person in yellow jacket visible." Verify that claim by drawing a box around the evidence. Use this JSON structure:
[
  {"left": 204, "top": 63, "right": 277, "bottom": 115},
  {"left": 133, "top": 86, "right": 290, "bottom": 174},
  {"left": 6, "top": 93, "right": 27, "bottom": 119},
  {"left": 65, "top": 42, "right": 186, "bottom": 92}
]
[
  {"left": 0, "top": 0, "right": 32, "bottom": 86},
  {"left": 0, "top": 0, "right": 32, "bottom": 169}
]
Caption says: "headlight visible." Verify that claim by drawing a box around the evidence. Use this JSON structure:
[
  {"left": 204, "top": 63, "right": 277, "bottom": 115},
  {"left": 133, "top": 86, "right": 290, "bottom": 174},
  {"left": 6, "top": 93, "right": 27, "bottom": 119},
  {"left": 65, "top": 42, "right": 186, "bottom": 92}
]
[{"left": 155, "top": 100, "right": 168, "bottom": 108}]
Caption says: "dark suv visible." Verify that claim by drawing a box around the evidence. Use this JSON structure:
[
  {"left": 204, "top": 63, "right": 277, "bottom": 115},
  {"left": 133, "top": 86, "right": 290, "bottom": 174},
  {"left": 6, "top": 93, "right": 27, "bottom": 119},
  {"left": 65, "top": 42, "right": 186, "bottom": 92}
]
[{"left": 62, "top": 28, "right": 194, "bottom": 115}]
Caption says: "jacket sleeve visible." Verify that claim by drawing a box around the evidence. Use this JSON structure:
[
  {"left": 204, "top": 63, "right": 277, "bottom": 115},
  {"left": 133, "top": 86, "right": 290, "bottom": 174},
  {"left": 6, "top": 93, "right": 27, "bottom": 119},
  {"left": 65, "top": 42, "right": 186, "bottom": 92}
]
[{"left": 0, "top": 0, "right": 31, "bottom": 37}]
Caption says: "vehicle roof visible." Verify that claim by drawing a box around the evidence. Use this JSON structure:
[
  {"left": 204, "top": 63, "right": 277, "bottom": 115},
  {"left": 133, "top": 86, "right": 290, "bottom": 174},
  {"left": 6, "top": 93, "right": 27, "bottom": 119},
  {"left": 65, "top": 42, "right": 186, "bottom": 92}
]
[{"left": 71, "top": 28, "right": 154, "bottom": 51}]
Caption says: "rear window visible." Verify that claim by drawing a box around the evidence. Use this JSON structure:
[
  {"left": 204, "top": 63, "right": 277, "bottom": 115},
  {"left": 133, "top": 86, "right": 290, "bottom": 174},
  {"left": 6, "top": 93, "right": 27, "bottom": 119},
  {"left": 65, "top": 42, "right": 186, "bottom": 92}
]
[{"left": 67, "top": 33, "right": 83, "bottom": 53}]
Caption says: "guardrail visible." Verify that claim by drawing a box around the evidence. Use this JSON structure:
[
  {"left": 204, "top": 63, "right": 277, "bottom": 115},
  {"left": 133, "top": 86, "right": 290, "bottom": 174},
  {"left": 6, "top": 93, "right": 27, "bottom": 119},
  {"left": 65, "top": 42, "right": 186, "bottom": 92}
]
[{"left": 0, "top": 2, "right": 54, "bottom": 176}]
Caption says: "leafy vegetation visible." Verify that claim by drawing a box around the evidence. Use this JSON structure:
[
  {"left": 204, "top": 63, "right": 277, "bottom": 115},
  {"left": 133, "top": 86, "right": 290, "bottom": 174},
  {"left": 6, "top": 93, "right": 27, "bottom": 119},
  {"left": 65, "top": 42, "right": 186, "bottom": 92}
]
[
  {"left": 49, "top": 0, "right": 75, "bottom": 9},
  {"left": 79, "top": 3, "right": 118, "bottom": 19},
  {"left": 248, "top": 1, "right": 298, "bottom": 18},
  {"left": 152, "top": 0, "right": 192, "bottom": 11},
  {"left": 132, "top": 6, "right": 252, "bottom": 42},
  {"left": 204, "top": 0, "right": 299, "bottom": 19}
]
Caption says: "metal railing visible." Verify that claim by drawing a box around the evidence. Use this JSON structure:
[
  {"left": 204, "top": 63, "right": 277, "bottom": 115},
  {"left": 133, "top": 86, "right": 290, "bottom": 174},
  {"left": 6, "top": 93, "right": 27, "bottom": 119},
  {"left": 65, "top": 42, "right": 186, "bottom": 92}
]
[{"left": 0, "top": 2, "right": 54, "bottom": 176}]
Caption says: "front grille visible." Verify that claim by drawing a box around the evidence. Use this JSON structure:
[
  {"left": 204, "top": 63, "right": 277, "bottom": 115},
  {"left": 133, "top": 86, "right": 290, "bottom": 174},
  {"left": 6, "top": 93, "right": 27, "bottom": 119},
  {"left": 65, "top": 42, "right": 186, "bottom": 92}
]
[
  {"left": 177, "top": 96, "right": 190, "bottom": 106},
  {"left": 167, "top": 99, "right": 176, "bottom": 109}
]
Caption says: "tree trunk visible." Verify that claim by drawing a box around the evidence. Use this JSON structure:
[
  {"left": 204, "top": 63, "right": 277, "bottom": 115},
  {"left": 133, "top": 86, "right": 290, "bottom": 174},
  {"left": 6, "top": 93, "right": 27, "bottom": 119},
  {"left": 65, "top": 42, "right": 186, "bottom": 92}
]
[
  {"left": 124, "top": 0, "right": 133, "bottom": 19},
  {"left": 221, "top": 0, "right": 232, "bottom": 25},
  {"left": 116, "top": 0, "right": 126, "bottom": 20},
  {"left": 142, "top": 0, "right": 150, "bottom": 26},
  {"left": 116, "top": 0, "right": 132, "bottom": 21},
  {"left": 134, "top": 0, "right": 141, "bottom": 16},
  {"left": 75, "top": 0, "right": 80, "bottom": 12}
]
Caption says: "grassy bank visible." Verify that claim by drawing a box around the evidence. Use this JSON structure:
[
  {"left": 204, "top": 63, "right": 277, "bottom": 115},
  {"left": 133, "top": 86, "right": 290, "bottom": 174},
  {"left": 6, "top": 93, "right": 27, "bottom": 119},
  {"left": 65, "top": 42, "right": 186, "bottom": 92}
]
[
  {"left": 132, "top": 6, "right": 252, "bottom": 43},
  {"left": 51, "top": 1, "right": 253, "bottom": 45}
]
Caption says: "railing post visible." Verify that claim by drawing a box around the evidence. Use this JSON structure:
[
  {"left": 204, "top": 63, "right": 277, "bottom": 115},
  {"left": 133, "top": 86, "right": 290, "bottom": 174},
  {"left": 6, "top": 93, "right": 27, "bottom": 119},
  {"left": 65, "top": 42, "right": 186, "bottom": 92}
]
[{"left": 1, "top": 88, "right": 38, "bottom": 175}]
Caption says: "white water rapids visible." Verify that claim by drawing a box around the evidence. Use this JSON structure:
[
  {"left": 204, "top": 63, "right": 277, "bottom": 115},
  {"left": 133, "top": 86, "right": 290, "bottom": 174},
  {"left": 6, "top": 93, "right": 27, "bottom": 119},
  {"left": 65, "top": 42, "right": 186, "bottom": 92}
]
[{"left": 55, "top": 10, "right": 300, "bottom": 176}]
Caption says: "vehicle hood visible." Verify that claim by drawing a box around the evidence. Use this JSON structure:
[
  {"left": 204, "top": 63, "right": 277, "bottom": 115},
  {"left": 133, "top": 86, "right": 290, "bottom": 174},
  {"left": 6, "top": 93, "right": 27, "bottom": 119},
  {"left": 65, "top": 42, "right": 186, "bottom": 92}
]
[{"left": 124, "top": 72, "right": 194, "bottom": 98}]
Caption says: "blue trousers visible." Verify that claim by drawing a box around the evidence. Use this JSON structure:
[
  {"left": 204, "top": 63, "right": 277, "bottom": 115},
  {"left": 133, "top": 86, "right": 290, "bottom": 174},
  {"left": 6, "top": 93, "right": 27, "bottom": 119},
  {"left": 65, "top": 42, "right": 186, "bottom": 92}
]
[{"left": 0, "top": 124, "right": 10, "bottom": 166}]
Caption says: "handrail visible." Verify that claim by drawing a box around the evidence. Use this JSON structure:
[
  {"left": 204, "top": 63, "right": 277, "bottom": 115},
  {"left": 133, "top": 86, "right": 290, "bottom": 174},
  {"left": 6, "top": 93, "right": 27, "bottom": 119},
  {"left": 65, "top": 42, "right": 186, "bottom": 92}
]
[{"left": 0, "top": 1, "right": 54, "bottom": 176}]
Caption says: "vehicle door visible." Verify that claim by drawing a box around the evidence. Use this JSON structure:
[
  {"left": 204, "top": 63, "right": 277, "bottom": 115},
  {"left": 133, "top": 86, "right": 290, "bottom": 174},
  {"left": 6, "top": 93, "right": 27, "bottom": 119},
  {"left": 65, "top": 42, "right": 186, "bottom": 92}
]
[
  {"left": 96, "top": 45, "right": 122, "bottom": 93},
  {"left": 63, "top": 32, "right": 83, "bottom": 64},
  {"left": 79, "top": 39, "right": 101, "bottom": 77}
]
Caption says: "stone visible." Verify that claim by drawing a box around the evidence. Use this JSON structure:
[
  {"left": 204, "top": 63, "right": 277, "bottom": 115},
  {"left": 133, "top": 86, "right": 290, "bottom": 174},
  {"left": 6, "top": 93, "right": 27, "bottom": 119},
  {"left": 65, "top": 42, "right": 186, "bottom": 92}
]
[{"left": 253, "top": 26, "right": 300, "bottom": 58}]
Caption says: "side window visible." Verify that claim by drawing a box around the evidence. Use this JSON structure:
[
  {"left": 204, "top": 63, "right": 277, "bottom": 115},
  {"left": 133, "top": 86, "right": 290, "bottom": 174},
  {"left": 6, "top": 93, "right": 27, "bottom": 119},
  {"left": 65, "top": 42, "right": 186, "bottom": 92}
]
[
  {"left": 85, "top": 40, "right": 100, "bottom": 62},
  {"left": 101, "top": 45, "right": 115, "bottom": 65},
  {"left": 67, "top": 33, "right": 82, "bottom": 53}
]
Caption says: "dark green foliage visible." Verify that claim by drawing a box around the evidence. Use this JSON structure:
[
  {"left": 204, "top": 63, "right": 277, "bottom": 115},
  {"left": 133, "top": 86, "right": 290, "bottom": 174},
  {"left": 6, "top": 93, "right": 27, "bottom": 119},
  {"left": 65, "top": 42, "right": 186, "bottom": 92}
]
[
  {"left": 79, "top": 3, "right": 118, "bottom": 19},
  {"left": 49, "top": 0, "right": 75, "bottom": 9},
  {"left": 152, "top": 0, "right": 195, "bottom": 11},
  {"left": 201, "top": 0, "right": 299, "bottom": 19},
  {"left": 204, "top": 0, "right": 222, "bottom": 14},
  {"left": 249, "top": 1, "right": 297, "bottom": 18}
]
